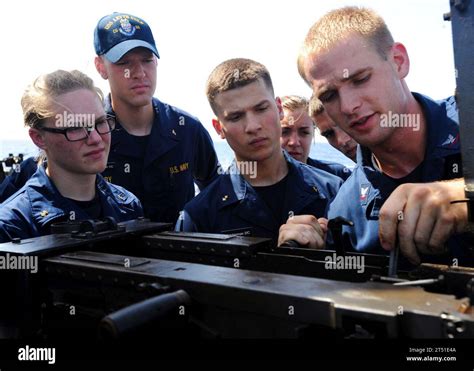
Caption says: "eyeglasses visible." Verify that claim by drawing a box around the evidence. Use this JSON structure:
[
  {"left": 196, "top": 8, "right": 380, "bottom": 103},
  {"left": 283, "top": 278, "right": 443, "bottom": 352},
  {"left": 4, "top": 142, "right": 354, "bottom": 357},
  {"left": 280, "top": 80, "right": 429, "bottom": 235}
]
[{"left": 39, "top": 116, "right": 116, "bottom": 142}]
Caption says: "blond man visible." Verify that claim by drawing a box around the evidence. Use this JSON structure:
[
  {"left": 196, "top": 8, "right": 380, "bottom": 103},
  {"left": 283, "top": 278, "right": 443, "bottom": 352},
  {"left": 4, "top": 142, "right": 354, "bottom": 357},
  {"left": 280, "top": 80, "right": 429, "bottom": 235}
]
[{"left": 298, "top": 7, "right": 470, "bottom": 266}]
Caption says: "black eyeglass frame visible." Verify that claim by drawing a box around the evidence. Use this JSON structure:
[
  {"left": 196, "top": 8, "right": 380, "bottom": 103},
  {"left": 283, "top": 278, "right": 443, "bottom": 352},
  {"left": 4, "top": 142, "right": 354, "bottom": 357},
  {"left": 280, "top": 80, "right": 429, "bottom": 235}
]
[{"left": 38, "top": 115, "right": 116, "bottom": 142}]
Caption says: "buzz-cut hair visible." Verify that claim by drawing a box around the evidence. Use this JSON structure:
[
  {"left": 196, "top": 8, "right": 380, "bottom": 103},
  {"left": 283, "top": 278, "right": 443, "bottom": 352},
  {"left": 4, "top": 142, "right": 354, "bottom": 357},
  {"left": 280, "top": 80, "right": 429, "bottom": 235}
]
[
  {"left": 206, "top": 58, "right": 274, "bottom": 115},
  {"left": 297, "top": 6, "right": 394, "bottom": 85}
]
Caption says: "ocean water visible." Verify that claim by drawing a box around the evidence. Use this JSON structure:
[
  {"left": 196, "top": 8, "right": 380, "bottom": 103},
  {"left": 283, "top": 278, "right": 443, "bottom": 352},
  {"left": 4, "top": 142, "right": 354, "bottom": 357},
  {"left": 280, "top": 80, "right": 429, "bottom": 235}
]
[{"left": 0, "top": 138, "right": 355, "bottom": 170}]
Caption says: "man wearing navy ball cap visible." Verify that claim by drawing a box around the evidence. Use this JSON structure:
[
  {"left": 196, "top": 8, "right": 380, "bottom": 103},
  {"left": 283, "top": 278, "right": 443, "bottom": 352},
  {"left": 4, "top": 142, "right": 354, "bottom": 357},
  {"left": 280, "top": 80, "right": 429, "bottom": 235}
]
[
  {"left": 94, "top": 12, "right": 220, "bottom": 223},
  {"left": 94, "top": 13, "right": 160, "bottom": 63}
]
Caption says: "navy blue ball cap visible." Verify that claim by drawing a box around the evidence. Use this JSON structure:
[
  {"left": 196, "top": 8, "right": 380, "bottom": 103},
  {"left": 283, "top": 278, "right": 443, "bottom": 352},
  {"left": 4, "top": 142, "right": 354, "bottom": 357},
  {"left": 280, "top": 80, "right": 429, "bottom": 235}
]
[{"left": 94, "top": 12, "right": 160, "bottom": 63}]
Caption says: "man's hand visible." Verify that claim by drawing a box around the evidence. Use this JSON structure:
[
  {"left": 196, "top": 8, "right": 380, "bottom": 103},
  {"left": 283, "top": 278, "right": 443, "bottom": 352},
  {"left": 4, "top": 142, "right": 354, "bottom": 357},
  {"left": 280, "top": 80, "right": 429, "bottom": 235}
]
[
  {"left": 379, "top": 179, "right": 468, "bottom": 265},
  {"left": 278, "top": 215, "right": 327, "bottom": 249}
]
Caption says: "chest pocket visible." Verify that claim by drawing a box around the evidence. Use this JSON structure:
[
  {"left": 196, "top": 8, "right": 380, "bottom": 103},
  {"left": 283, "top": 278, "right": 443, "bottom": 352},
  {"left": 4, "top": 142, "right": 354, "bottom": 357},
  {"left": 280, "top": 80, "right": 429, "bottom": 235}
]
[
  {"left": 167, "top": 162, "right": 191, "bottom": 187},
  {"left": 103, "top": 158, "right": 143, "bottom": 190}
]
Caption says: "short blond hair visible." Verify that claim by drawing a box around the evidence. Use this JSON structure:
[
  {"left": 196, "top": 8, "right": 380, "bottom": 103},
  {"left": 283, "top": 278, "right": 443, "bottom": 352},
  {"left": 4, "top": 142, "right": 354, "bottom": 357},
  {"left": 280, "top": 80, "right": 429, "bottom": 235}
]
[
  {"left": 206, "top": 58, "right": 274, "bottom": 115},
  {"left": 280, "top": 95, "right": 308, "bottom": 112},
  {"left": 281, "top": 95, "right": 315, "bottom": 131},
  {"left": 21, "top": 70, "right": 103, "bottom": 129},
  {"left": 298, "top": 6, "right": 394, "bottom": 84}
]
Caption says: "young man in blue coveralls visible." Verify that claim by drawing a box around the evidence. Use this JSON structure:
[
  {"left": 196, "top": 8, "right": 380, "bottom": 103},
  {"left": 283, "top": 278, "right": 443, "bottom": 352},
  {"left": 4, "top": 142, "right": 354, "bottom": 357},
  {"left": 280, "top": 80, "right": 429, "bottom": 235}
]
[
  {"left": 94, "top": 13, "right": 220, "bottom": 223},
  {"left": 0, "top": 70, "right": 143, "bottom": 242},
  {"left": 177, "top": 58, "right": 343, "bottom": 249},
  {"left": 298, "top": 7, "right": 472, "bottom": 266}
]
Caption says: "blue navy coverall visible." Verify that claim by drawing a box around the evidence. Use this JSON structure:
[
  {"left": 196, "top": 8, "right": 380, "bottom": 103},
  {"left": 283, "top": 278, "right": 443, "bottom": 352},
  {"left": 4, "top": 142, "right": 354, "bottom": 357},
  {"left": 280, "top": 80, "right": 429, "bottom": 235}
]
[
  {"left": 307, "top": 157, "right": 352, "bottom": 181},
  {"left": 0, "top": 165, "right": 143, "bottom": 243},
  {"left": 177, "top": 152, "right": 343, "bottom": 240},
  {"left": 103, "top": 96, "right": 219, "bottom": 223},
  {"left": 327, "top": 93, "right": 472, "bottom": 265}
]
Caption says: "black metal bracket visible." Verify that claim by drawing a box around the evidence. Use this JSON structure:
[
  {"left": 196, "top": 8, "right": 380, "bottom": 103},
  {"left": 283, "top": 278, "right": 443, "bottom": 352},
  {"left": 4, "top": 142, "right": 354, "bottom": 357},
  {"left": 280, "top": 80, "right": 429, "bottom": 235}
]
[
  {"left": 328, "top": 216, "right": 354, "bottom": 255},
  {"left": 50, "top": 217, "right": 126, "bottom": 238},
  {"left": 447, "top": 0, "right": 474, "bottom": 222}
]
